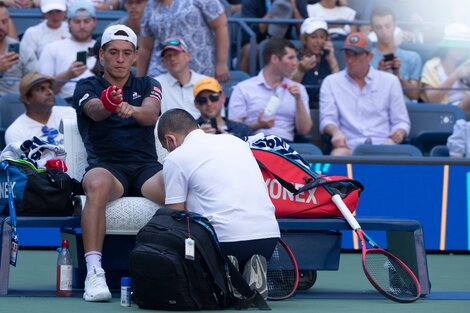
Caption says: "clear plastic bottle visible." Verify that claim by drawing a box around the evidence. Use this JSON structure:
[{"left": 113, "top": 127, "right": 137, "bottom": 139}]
[
  {"left": 56, "top": 239, "right": 73, "bottom": 297},
  {"left": 121, "top": 277, "right": 132, "bottom": 307},
  {"left": 263, "top": 83, "right": 287, "bottom": 119}
]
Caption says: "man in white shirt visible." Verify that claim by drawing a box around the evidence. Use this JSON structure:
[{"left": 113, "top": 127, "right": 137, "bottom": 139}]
[
  {"left": 158, "top": 108, "right": 280, "bottom": 299},
  {"left": 155, "top": 37, "right": 207, "bottom": 118},
  {"left": 320, "top": 32, "right": 410, "bottom": 156},
  {"left": 5, "top": 71, "right": 76, "bottom": 146},
  {"left": 20, "top": 0, "right": 70, "bottom": 59},
  {"left": 39, "top": 0, "right": 96, "bottom": 101}
]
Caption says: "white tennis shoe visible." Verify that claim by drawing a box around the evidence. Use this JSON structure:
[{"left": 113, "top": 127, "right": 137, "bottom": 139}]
[{"left": 83, "top": 267, "right": 112, "bottom": 302}]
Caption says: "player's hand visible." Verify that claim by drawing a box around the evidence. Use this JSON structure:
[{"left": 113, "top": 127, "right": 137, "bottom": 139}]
[{"left": 115, "top": 101, "right": 134, "bottom": 119}]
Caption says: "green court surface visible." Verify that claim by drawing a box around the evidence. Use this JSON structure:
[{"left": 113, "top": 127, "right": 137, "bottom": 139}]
[{"left": 0, "top": 250, "right": 469, "bottom": 313}]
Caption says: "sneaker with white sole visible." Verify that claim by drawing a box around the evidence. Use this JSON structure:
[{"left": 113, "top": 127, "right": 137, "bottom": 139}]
[
  {"left": 227, "top": 255, "right": 244, "bottom": 299},
  {"left": 83, "top": 267, "right": 112, "bottom": 302},
  {"left": 242, "top": 254, "right": 268, "bottom": 300}
]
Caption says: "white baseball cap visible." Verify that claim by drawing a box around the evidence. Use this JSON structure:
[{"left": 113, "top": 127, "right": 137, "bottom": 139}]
[
  {"left": 40, "top": 0, "right": 66, "bottom": 13},
  {"left": 301, "top": 18, "right": 328, "bottom": 36},
  {"left": 101, "top": 25, "right": 138, "bottom": 48}
]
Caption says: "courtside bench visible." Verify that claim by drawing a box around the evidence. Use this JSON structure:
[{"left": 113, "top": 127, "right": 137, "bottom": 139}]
[
  {"left": 278, "top": 217, "right": 431, "bottom": 295},
  {"left": 0, "top": 215, "right": 431, "bottom": 296}
]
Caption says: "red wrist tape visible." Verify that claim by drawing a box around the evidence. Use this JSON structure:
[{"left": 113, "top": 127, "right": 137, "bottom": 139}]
[{"left": 100, "top": 86, "right": 122, "bottom": 112}]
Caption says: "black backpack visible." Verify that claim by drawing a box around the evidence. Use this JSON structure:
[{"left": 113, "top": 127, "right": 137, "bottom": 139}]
[{"left": 130, "top": 208, "right": 270, "bottom": 311}]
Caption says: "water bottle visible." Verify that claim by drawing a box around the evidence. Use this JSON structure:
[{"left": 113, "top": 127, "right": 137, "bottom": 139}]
[
  {"left": 121, "top": 277, "right": 132, "bottom": 307},
  {"left": 263, "top": 83, "right": 287, "bottom": 119},
  {"left": 56, "top": 239, "right": 73, "bottom": 297}
]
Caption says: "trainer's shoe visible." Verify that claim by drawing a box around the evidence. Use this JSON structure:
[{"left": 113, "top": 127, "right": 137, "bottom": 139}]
[
  {"left": 83, "top": 267, "right": 112, "bottom": 302},
  {"left": 227, "top": 255, "right": 244, "bottom": 299},
  {"left": 243, "top": 254, "right": 268, "bottom": 300}
]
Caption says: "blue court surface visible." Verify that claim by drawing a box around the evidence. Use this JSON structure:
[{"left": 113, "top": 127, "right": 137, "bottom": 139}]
[{"left": 0, "top": 250, "right": 469, "bottom": 313}]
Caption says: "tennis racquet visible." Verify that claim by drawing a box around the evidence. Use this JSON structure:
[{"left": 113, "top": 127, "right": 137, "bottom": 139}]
[
  {"left": 331, "top": 194, "right": 421, "bottom": 303},
  {"left": 266, "top": 238, "right": 299, "bottom": 300}
]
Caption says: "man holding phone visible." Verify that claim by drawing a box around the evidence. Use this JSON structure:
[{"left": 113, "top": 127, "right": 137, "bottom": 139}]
[
  {"left": 39, "top": 1, "right": 96, "bottom": 102},
  {"left": 0, "top": 2, "right": 38, "bottom": 96},
  {"left": 369, "top": 6, "right": 422, "bottom": 101},
  {"left": 194, "top": 77, "right": 252, "bottom": 139}
]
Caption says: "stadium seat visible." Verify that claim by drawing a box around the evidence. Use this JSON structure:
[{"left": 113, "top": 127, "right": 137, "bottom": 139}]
[
  {"left": 0, "top": 93, "right": 25, "bottom": 131},
  {"left": 399, "top": 42, "right": 438, "bottom": 64},
  {"left": 221, "top": 70, "right": 250, "bottom": 100},
  {"left": 429, "top": 145, "right": 450, "bottom": 157},
  {"left": 289, "top": 142, "right": 323, "bottom": 159},
  {"left": 352, "top": 144, "right": 423, "bottom": 157},
  {"left": 406, "top": 102, "right": 465, "bottom": 155}
]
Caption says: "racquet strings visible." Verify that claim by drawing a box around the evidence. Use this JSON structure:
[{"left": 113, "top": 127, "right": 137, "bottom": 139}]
[
  {"left": 364, "top": 251, "right": 420, "bottom": 301},
  {"left": 266, "top": 241, "right": 297, "bottom": 300}
]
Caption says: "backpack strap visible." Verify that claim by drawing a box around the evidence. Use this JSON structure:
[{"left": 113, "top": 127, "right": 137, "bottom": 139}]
[
  {"left": 189, "top": 216, "right": 271, "bottom": 310},
  {"left": 224, "top": 255, "right": 271, "bottom": 310}
]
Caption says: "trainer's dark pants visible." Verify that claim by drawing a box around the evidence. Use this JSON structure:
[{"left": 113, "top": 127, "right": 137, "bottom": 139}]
[{"left": 220, "top": 237, "right": 278, "bottom": 268}]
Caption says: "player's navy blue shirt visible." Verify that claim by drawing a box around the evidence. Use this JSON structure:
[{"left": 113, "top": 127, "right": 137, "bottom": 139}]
[{"left": 72, "top": 73, "right": 162, "bottom": 165}]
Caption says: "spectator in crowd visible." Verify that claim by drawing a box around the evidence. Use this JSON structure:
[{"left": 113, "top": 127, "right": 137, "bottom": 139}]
[
  {"left": 4, "top": 0, "right": 38, "bottom": 8},
  {"left": 421, "top": 23, "right": 470, "bottom": 112},
  {"left": 194, "top": 77, "right": 253, "bottom": 138},
  {"left": 447, "top": 119, "right": 470, "bottom": 157},
  {"left": 66, "top": 0, "right": 120, "bottom": 10},
  {"left": 239, "top": 0, "right": 308, "bottom": 73},
  {"left": 137, "top": 0, "right": 230, "bottom": 83},
  {"left": 291, "top": 18, "right": 340, "bottom": 108},
  {"left": 157, "top": 108, "right": 279, "bottom": 299},
  {"left": 113, "top": 0, "right": 147, "bottom": 38},
  {"left": 72, "top": 24, "right": 164, "bottom": 302},
  {"left": 369, "top": 6, "right": 422, "bottom": 101},
  {"left": 229, "top": 38, "right": 312, "bottom": 142},
  {"left": 354, "top": 0, "right": 440, "bottom": 43},
  {"left": 155, "top": 37, "right": 207, "bottom": 118},
  {"left": 319, "top": 32, "right": 410, "bottom": 156},
  {"left": 20, "top": 0, "right": 70, "bottom": 59},
  {"left": 225, "top": 0, "right": 241, "bottom": 14},
  {"left": 306, "top": 0, "right": 357, "bottom": 40},
  {"left": 5, "top": 71, "right": 76, "bottom": 146},
  {"left": 39, "top": 1, "right": 96, "bottom": 102},
  {"left": 0, "top": 2, "right": 38, "bottom": 96}
]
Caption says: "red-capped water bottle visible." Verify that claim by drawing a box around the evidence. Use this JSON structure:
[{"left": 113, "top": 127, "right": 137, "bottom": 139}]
[
  {"left": 263, "top": 82, "right": 287, "bottom": 119},
  {"left": 56, "top": 239, "right": 73, "bottom": 296}
]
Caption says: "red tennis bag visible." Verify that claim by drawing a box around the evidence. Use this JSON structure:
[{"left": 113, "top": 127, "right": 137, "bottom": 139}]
[{"left": 251, "top": 148, "right": 364, "bottom": 218}]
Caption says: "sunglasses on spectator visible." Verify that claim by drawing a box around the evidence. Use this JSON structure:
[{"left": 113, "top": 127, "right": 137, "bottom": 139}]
[{"left": 195, "top": 93, "right": 220, "bottom": 105}]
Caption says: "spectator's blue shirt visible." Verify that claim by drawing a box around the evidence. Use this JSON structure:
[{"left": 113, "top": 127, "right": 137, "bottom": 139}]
[{"left": 370, "top": 47, "right": 422, "bottom": 101}]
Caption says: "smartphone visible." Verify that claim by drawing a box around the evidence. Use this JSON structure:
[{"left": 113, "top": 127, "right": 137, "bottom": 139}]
[
  {"left": 76, "top": 51, "right": 87, "bottom": 65},
  {"left": 8, "top": 43, "right": 19, "bottom": 54},
  {"left": 322, "top": 48, "right": 330, "bottom": 56},
  {"left": 210, "top": 117, "right": 218, "bottom": 130},
  {"left": 383, "top": 53, "right": 395, "bottom": 62}
]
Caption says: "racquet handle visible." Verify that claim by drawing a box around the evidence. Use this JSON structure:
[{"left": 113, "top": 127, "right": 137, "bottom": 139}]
[{"left": 332, "top": 194, "right": 361, "bottom": 231}]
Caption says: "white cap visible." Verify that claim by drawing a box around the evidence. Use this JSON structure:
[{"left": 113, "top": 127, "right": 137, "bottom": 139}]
[
  {"left": 40, "top": 0, "right": 66, "bottom": 13},
  {"left": 101, "top": 25, "right": 138, "bottom": 48},
  {"left": 300, "top": 18, "right": 328, "bottom": 36}
]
